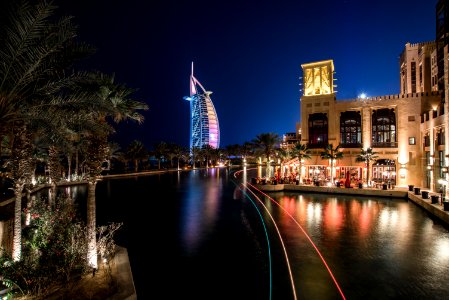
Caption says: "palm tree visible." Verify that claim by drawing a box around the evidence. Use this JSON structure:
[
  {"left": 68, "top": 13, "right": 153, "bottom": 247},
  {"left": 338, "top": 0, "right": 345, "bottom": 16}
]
[
  {"left": 29, "top": 135, "right": 48, "bottom": 185},
  {"left": 252, "top": 132, "right": 281, "bottom": 166},
  {"left": 190, "top": 146, "right": 201, "bottom": 169},
  {"left": 126, "top": 140, "right": 148, "bottom": 172},
  {"left": 275, "top": 147, "right": 290, "bottom": 163},
  {"left": 291, "top": 143, "right": 312, "bottom": 183},
  {"left": 171, "top": 144, "right": 187, "bottom": 170},
  {"left": 4, "top": 127, "right": 33, "bottom": 261},
  {"left": 320, "top": 144, "right": 344, "bottom": 184},
  {"left": 274, "top": 147, "right": 290, "bottom": 180},
  {"left": 154, "top": 141, "right": 168, "bottom": 169},
  {"left": 82, "top": 73, "right": 148, "bottom": 269},
  {"left": 47, "top": 145, "right": 63, "bottom": 201},
  {"left": 201, "top": 144, "right": 215, "bottom": 168},
  {"left": 166, "top": 143, "right": 178, "bottom": 168},
  {"left": 105, "top": 141, "right": 124, "bottom": 171},
  {"left": 0, "top": 0, "right": 96, "bottom": 261},
  {"left": 0, "top": 1, "right": 149, "bottom": 266},
  {"left": 240, "top": 141, "right": 253, "bottom": 165},
  {"left": 84, "top": 134, "right": 109, "bottom": 268},
  {"left": 225, "top": 144, "right": 240, "bottom": 166},
  {"left": 356, "top": 147, "right": 379, "bottom": 186}
]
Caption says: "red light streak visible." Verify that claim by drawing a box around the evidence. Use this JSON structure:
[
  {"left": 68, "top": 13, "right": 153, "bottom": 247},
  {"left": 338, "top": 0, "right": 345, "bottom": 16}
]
[
  {"left": 234, "top": 168, "right": 346, "bottom": 299},
  {"left": 244, "top": 185, "right": 298, "bottom": 300},
  {"left": 247, "top": 182, "right": 346, "bottom": 300}
]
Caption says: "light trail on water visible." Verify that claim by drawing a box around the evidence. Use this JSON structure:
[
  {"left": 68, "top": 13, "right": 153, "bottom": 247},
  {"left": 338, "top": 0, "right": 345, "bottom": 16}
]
[
  {"left": 234, "top": 168, "right": 346, "bottom": 300},
  {"left": 231, "top": 171, "right": 273, "bottom": 300}
]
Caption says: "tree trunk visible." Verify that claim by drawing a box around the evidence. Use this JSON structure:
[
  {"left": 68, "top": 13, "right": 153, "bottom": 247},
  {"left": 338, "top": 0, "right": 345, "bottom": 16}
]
[
  {"left": 67, "top": 154, "right": 72, "bottom": 181},
  {"left": 367, "top": 161, "right": 371, "bottom": 186},
  {"left": 49, "top": 182, "right": 57, "bottom": 204},
  {"left": 330, "top": 159, "right": 334, "bottom": 184},
  {"left": 31, "top": 165, "right": 36, "bottom": 186},
  {"left": 12, "top": 181, "right": 25, "bottom": 261},
  {"left": 75, "top": 150, "right": 79, "bottom": 177},
  {"left": 48, "top": 145, "right": 61, "bottom": 185},
  {"left": 87, "top": 180, "right": 97, "bottom": 269},
  {"left": 10, "top": 125, "right": 33, "bottom": 261},
  {"left": 84, "top": 135, "right": 108, "bottom": 270}
]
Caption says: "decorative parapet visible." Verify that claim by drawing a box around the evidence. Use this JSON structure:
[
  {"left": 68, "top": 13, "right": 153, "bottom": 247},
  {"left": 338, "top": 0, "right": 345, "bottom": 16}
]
[
  {"left": 337, "top": 91, "right": 440, "bottom": 103},
  {"left": 408, "top": 40, "right": 436, "bottom": 48}
]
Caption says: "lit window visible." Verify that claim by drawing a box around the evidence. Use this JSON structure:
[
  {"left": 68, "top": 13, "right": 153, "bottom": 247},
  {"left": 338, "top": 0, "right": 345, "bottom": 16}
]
[{"left": 409, "top": 137, "right": 416, "bottom": 145}]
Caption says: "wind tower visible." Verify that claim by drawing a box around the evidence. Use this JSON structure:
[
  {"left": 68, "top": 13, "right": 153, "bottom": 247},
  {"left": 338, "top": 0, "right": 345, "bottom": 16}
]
[{"left": 183, "top": 62, "right": 220, "bottom": 151}]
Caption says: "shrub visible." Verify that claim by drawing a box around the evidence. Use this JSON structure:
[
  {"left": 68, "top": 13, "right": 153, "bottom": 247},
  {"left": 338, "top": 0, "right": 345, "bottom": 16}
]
[{"left": 0, "top": 194, "right": 122, "bottom": 298}]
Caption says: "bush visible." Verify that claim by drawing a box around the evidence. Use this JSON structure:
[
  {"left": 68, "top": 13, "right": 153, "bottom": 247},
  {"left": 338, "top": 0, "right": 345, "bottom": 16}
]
[{"left": 0, "top": 194, "right": 122, "bottom": 298}]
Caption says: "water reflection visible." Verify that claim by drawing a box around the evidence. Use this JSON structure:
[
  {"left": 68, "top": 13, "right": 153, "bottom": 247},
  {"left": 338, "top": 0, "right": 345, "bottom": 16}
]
[
  {"left": 240, "top": 161, "right": 449, "bottom": 298},
  {"left": 30, "top": 167, "right": 449, "bottom": 299},
  {"left": 33, "top": 184, "right": 87, "bottom": 203},
  {"left": 180, "top": 169, "right": 221, "bottom": 254}
]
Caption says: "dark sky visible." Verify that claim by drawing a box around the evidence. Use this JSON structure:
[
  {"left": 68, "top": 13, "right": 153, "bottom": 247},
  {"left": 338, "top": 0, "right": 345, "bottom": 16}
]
[{"left": 57, "top": 0, "right": 436, "bottom": 150}]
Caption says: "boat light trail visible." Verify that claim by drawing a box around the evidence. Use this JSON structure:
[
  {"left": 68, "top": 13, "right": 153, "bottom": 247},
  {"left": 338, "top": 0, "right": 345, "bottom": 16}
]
[
  {"left": 243, "top": 184, "right": 298, "bottom": 300},
  {"left": 247, "top": 182, "right": 347, "bottom": 300},
  {"left": 234, "top": 169, "right": 297, "bottom": 300},
  {"left": 230, "top": 172, "right": 273, "bottom": 300}
]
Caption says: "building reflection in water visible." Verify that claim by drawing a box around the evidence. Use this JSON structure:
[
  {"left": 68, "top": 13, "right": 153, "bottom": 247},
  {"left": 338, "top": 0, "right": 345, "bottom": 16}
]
[
  {"left": 266, "top": 191, "right": 449, "bottom": 268},
  {"left": 180, "top": 169, "right": 220, "bottom": 254}
]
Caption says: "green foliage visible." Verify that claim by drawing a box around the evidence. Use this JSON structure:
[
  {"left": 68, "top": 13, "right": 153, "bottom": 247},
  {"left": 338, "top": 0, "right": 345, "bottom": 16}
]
[
  {"left": 356, "top": 147, "right": 379, "bottom": 183},
  {"left": 252, "top": 132, "right": 281, "bottom": 163},
  {"left": 320, "top": 143, "right": 344, "bottom": 161},
  {"left": 292, "top": 143, "right": 312, "bottom": 161},
  {"left": 0, "top": 194, "right": 122, "bottom": 298},
  {"left": 356, "top": 147, "right": 379, "bottom": 164},
  {"left": 86, "top": 135, "right": 109, "bottom": 182}
]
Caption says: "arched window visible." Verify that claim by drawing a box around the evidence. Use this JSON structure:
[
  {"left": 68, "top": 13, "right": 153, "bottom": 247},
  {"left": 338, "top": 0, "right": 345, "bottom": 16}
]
[
  {"left": 372, "top": 108, "right": 396, "bottom": 148},
  {"left": 340, "top": 111, "right": 361, "bottom": 147},
  {"left": 308, "top": 113, "right": 328, "bottom": 148}
]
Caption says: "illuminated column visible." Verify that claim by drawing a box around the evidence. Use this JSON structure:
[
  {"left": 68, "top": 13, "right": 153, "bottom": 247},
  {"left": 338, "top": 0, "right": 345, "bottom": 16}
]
[
  {"left": 397, "top": 102, "right": 411, "bottom": 187},
  {"left": 443, "top": 47, "right": 449, "bottom": 202},
  {"left": 430, "top": 117, "right": 435, "bottom": 191},
  {"left": 361, "top": 107, "right": 371, "bottom": 149}
]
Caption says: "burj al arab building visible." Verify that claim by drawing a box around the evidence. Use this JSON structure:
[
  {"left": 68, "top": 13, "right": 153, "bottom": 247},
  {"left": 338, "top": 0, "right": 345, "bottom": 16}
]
[{"left": 184, "top": 62, "right": 220, "bottom": 150}]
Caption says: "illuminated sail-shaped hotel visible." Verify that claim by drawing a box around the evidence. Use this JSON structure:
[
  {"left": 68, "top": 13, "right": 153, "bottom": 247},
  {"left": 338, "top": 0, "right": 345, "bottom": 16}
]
[{"left": 184, "top": 63, "right": 220, "bottom": 150}]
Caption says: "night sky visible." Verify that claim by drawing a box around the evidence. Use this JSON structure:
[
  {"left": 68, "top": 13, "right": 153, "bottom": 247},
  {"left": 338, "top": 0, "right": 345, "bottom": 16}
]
[{"left": 57, "top": 0, "right": 436, "bottom": 150}]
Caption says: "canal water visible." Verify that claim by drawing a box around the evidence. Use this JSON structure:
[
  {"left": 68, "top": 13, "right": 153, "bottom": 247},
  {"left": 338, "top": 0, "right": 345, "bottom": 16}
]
[{"left": 48, "top": 167, "right": 449, "bottom": 299}]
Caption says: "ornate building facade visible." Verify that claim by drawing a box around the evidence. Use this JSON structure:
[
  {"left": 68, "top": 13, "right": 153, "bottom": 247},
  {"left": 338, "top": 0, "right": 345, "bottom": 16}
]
[{"left": 297, "top": 0, "right": 449, "bottom": 191}]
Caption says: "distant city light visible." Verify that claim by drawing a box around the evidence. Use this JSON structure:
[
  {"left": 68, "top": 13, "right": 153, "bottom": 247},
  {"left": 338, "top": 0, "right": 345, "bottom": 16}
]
[{"left": 359, "top": 93, "right": 367, "bottom": 99}]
